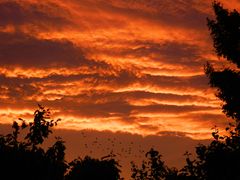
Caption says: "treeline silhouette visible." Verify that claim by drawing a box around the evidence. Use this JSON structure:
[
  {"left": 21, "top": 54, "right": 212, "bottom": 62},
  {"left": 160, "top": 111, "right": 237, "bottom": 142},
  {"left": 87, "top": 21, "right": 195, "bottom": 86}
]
[
  {"left": 1, "top": 1, "right": 240, "bottom": 179},
  {"left": 0, "top": 105, "right": 122, "bottom": 180}
]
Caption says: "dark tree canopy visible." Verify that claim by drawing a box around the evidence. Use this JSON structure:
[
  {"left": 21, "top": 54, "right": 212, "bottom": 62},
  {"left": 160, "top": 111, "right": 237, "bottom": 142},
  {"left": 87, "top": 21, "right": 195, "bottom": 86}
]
[
  {"left": 0, "top": 105, "right": 67, "bottom": 180},
  {"left": 181, "top": 1, "right": 240, "bottom": 179},
  {"left": 131, "top": 148, "right": 179, "bottom": 180},
  {"left": 179, "top": 125, "right": 240, "bottom": 180},
  {"left": 66, "top": 156, "right": 122, "bottom": 180},
  {"left": 0, "top": 105, "right": 122, "bottom": 180},
  {"left": 206, "top": 1, "right": 240, "bottom": 122},
  {"left": 207, "top": 1, "right": 240, "bottom": 67}
]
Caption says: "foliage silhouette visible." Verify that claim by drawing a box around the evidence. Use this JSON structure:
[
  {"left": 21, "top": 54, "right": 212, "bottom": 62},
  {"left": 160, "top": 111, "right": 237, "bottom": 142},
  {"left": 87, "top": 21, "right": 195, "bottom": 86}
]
[
  {"left": 0, "top": 105, "right": 122, "bottom": 180},
  {"left": 207, "top": 1, "right": 240, "bottom": 68},
  {"left": 0, "top": 104, "right": 67, "bottom": 180},
  {"left": 205, "top": 1, "right": 240, "bottom": 122},
  {"left": 179, "top": 125, "right": 240, "bottom": 179},
  {"left": 66, "top": 155, "right": 122, "bottom": 180},
  {"left": 131, "top": 148, "right": 179, "bottom": 180},
  {"left": 179, "top": 1, "right": 240, "bottom": 179}
]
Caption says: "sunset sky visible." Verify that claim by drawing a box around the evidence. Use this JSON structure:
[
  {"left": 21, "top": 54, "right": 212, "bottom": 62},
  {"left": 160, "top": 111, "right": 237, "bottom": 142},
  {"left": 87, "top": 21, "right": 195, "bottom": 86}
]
[{"left": 0, "top": 0, "right": 239, "bottom": 178}]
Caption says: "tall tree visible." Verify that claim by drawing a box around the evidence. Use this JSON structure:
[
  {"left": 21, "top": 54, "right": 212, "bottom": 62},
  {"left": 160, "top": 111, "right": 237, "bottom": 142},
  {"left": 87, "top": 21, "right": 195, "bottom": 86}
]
[
  {"left": 180, "top": 2, "right": 240, "bottom": 179},
  {"left": 205, "top": 1, "right": 240, "bottom": 123}
]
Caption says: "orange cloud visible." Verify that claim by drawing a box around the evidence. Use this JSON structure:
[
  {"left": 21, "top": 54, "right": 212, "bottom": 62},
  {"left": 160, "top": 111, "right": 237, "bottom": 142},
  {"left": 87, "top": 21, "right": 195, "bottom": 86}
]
[{"left": 1, "top": 0, "right": 239, "bottom": 142}]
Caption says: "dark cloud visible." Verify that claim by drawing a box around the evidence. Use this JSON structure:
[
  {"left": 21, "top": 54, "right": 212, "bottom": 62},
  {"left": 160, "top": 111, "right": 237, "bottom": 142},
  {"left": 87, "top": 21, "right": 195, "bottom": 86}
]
[
  {"left": 95, "top": 40, "right": 206, "bottom": 70},
  {"left": 60, "top": 90, "right": 211, "bottom": 105},
  {"left": 0, "top": 32, "right": 111, "bottom": 69},
  {"left": 180, "top": 113, "right": 228, "bottom": 125},
  {"left": 147, "top": 41, "right": 201, "bottom": 66},
  {"left": 0, "top": 74, "right": 40, "bottom": 100},
  {"left": 142, "top": 74, "right": 209, "bottom": 91},
  {"left": 137, "top": 124, "right": 160, "bottom": 131},
  {"left": 133, "top": 104, "right": 216, "bottom": 115},
  {"left": 119, "top": 90, "right": 208, "bottom": 102},
  {"left": 156, "top": 131, "right": 212, "bottom": 139},
  {"left": 157, "top": 131, "right": 189, "bottom": 137},
  {"left": 0, "top": 1, "right": 71, "bottom": 29},
  {"left": 90, "top": 0, "right": 210, "bottom": 30},
  {"left": 41, "top": 98, "right": 216, "bottom": 119},
  {"left": 47, "top": 99, "right": 132, "bottom": 118}
]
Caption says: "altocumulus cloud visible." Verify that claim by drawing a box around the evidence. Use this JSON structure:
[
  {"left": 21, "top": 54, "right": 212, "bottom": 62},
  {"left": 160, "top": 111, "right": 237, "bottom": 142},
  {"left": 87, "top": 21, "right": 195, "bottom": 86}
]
[{"left": 0, "top": 0, "right": 232, "bottom": 139}]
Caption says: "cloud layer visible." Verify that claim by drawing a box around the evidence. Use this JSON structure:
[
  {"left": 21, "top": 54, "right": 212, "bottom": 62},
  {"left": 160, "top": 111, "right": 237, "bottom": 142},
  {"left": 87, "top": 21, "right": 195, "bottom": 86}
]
[{"left": 1, "top": 0, "right": 238, "bottom": 139}]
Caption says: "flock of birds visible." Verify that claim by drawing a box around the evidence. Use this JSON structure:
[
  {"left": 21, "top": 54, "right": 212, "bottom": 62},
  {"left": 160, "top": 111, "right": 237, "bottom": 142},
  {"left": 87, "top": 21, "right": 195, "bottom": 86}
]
[{"left": 79, "top": 131, "right": 146, "bottom": 160}]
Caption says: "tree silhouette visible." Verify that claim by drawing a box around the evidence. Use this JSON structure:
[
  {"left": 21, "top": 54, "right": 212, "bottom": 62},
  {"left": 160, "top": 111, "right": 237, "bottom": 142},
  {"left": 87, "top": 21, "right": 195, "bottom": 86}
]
[
  {"left": 179, "top": 125, "right": 240, "bottom": 179},
  {"left": 205, "top": 1, "right": 240, "bottom": 122},
  {"left": 0, "top": 105, "right": 122, "bottom": 180},
  {"left": 131, "top": 148, "right": 178, "bottom": 180},
  {"left": 0, "top": 105, "right": 67, "bottom": 180},
  {"left": 66, "top": 155, "right": 122, "bottom": 180},
  {"left": 180, "top": 1, "right": 240, "bottom": 179}
]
